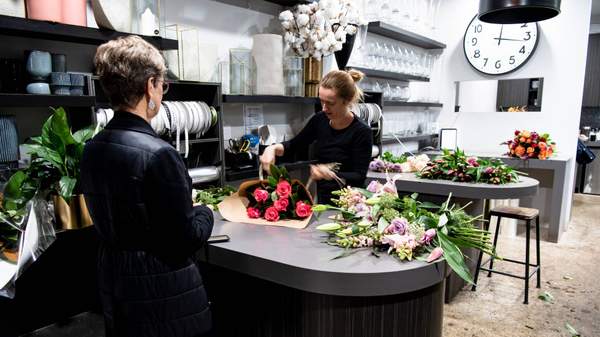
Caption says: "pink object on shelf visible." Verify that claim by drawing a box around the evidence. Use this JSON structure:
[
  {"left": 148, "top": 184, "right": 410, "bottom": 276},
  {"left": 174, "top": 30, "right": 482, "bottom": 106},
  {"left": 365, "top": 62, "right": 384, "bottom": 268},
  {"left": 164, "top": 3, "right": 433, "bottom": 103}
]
[
  {"left": 26, "top": 0, "right": 62, "bottom": 22},
  {"left": 61, "top": 0, "right": 87, "bottom": 26}
]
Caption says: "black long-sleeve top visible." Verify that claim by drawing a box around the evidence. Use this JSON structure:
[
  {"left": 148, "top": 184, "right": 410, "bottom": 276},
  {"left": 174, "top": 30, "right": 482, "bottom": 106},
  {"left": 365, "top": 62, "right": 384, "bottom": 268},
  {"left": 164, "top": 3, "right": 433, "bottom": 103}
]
[{"left": 282, "top": 112, "right": 373, "bottom": 204}]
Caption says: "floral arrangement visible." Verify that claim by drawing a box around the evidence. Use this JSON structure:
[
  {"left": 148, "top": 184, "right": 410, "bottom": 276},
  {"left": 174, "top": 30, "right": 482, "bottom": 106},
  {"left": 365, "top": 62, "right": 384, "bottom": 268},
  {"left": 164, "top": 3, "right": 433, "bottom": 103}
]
[
  {"left": 279, "top": 0, "right": 364, "bottom": 59},
  {"left": 417, "top": 149, "right": 520, "bottom": 184},
  {"left": 192, "top": 186, "right": 236, "bottom": 210},
  {"left": 245, "top": 165, "right": 313, "bottom": 222},
  {"left": 503, "top": 130, "right": 556, "bottom": 160},
  {"left": 369, "top": 152, "right": 430, "bottom": 173},
  {"left": 313, "top": 176, "right": 494, "bottom": 284}
]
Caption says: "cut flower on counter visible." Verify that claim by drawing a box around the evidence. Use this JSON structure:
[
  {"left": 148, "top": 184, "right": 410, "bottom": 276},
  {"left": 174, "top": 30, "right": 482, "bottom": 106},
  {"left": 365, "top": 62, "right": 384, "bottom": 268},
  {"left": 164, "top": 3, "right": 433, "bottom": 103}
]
[
  {"left": 313, "top": 174, "right": 495, "bottom": 284},
  {"left": 503, "top": 130, "right": 556, "bottom": 160},
  {"left": 417, "top": 148, "right": 520, "bottom": 185},
  {"left": 192, "top": 186, "right": 236, "bottom": 210},
  {"left": 369, "top": 152, "right": 430, "bottom": 173}
]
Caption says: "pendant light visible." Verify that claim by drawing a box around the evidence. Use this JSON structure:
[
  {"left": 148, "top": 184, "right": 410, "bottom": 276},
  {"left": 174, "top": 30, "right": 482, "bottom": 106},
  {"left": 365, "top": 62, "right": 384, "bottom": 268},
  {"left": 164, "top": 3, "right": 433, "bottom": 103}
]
[{"left": 478, "top": 0, "right": 561, "bottom": 24}]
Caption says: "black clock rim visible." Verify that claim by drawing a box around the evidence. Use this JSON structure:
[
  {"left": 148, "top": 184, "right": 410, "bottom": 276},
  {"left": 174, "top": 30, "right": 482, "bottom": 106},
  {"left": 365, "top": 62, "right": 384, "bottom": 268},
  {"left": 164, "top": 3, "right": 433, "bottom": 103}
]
[{"left": 462, "top": 13, "right": 540, "bottom": 77}]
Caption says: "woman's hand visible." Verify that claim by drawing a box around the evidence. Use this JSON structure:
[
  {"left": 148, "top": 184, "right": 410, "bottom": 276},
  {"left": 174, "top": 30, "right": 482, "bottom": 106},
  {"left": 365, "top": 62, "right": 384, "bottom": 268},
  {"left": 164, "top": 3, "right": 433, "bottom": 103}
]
[
  {"left": 310, "top": 164, "right": 338, "bottom": 181},
  {"left": 259, "top": 144, "right": 283, "bottom": 173}
]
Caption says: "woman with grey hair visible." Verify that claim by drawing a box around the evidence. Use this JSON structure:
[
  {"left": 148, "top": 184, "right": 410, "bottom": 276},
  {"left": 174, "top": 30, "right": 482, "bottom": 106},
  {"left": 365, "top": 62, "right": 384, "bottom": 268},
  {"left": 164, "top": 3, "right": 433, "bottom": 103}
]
[{"left": 80, "top": 35, "right": 214, "bottom": 337}]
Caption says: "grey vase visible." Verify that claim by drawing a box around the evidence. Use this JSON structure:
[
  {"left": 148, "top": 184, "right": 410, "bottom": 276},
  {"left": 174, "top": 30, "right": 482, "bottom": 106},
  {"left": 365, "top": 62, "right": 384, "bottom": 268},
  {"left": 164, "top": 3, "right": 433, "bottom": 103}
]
[{"left": 26, "top": 50, "right": 52, "bottom": 81}]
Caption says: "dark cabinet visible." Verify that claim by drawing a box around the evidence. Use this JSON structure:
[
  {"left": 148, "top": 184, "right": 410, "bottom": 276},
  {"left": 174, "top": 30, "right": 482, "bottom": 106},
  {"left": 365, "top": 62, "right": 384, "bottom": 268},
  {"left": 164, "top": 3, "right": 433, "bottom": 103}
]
[{"left": 582, "top": 34, "right": 600, "bottom": 107}]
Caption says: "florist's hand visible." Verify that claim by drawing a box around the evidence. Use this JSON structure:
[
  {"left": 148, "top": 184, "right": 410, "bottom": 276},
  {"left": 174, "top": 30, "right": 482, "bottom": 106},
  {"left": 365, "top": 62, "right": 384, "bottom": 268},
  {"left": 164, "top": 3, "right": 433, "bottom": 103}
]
[
  {"left": 259, "top": 146, "right": 276, "bottom": 174},
  {"left": 310, "top": 164, "right": 338, "bottom": 181}
]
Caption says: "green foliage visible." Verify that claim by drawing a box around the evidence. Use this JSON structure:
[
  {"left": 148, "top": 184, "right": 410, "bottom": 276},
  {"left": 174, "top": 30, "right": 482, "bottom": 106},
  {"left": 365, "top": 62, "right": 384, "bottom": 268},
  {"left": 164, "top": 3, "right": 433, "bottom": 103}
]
[
  {"left": 381, "top": 151, "right": 407, "bottom": 164},
  {"left": 193, "top": 186, "right": 236, "bottom": 207},
  {"left": 2, "top": 107, "right": 95, "bottom": 211},
  {"left": 417, "top": 148, "right": 521, "bottom": 184}
]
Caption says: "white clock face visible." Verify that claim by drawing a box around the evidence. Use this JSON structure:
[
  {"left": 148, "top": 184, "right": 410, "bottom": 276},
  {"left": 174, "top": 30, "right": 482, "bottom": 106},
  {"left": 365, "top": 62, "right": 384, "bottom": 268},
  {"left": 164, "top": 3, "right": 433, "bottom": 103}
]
[{"left": 463, "top": 15, "right": 539, "bottom": 75}]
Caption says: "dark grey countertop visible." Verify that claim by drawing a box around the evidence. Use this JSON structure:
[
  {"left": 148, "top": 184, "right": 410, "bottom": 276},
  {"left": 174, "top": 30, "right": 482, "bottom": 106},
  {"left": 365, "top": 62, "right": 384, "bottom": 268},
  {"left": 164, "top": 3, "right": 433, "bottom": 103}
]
[
  {"left": 204, "top": 211, "right": 447, "bottom": 297},
  {"left": 367, "top": 172, "right": 539, "bottom": 199}
]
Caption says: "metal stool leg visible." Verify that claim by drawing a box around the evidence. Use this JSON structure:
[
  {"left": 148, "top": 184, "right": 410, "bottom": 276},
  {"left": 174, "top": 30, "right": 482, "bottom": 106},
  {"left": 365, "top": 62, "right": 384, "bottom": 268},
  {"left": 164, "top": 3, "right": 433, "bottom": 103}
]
[
  {"left": 524, "top": 219, "right": 531, "bottom": 304},
  {"left": 536, "top": 215, "right": 541, "bottom": 289},
  {"left": 472, "top": 213, "right": 492, "bottom": 291},
  {"left": 488, "top": 215, "right": 501, "bottom": 277}
]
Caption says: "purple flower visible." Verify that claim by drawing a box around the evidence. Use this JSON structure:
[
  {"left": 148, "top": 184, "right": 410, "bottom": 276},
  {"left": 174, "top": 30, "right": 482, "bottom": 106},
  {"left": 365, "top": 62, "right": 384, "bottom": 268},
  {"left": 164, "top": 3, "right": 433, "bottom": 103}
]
[
  {"left": 419, "top": 228, "right": 436, "bottom": 245},
  {"left": 467, "top": 157, "right": 479, "bottom": 167},
  {"left": 484, "top": 167, "right": 494, "bottom": 175},
  {"left": 369, "top": 159, "right": 385, "bottom": 171},
  {"left": 385, "top": 217, "right": 408, "bottom": 235},
  {"left": 391, "top": 163, "right": 403, "bottom": 172},
  {"left": 427, "top": 247, "right": 444, "bottom": 263},
  {"left": 367, "top": 180, "right": 383, "bottom": 193}
]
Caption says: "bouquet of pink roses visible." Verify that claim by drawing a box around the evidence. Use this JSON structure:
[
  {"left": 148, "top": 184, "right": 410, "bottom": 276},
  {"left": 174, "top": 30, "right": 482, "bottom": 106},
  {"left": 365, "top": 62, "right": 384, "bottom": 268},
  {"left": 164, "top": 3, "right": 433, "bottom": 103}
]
[{"left": 242, "top": 165, "right": 313, "bottom": 222}]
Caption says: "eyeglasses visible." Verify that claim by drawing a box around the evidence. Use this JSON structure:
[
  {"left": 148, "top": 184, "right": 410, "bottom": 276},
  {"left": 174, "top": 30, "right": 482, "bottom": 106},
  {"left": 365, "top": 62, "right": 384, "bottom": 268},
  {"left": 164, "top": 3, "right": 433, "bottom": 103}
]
[{"left": 153, "top": 78, "right": 170, "bottom": 94}]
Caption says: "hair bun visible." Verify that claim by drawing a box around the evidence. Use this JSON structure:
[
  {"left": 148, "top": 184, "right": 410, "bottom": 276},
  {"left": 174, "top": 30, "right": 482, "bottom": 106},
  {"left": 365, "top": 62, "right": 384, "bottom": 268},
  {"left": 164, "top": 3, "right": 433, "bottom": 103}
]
[{"left": 346, "top": 69, "right": 364, "bottom": 83}]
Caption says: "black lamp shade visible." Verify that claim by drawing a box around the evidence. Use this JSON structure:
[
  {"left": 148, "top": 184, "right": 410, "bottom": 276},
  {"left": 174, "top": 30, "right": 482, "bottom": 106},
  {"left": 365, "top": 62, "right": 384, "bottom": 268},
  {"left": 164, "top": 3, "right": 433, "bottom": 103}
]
[{"left": 479, "top": 0, "right": 561, "bottom": 24}]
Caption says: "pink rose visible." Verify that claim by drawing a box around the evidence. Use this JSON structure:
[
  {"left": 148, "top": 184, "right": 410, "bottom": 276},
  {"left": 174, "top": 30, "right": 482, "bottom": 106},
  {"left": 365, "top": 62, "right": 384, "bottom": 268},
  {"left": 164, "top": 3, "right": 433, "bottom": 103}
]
[
  {"left": 247, "top": 207, "right": 261, "bottom": 219},
  {"left": 253, "top": 189, "right": 269, "bottom": 203},
  {"left": 276, "top": 180, "right": 292, "bottom": 199},
  {"left": 295, "top": 201, "right": 312, "bottom": 218},
  {"left": 264, "top": 206, "right": 280, "bottom": 222},
  {"left": 274, "top": 198, "right": 289, "bottom": 212}
]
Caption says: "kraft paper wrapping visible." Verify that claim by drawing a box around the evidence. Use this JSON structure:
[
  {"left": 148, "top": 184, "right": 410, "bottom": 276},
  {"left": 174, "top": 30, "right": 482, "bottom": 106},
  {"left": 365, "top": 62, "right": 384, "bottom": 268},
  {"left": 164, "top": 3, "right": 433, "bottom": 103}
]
[
  {"left": 218, "top": 179, "right": 313, "bottom": 229},
  {"left": 251, "top": 34, "right": 284, "bottom": 95}
]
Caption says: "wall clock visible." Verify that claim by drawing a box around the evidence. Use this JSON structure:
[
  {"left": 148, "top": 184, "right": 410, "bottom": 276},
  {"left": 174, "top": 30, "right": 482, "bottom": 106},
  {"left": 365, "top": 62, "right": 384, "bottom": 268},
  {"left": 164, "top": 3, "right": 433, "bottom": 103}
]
[{"left": 463, "top": 14, "right": 539, "bottom": 75}]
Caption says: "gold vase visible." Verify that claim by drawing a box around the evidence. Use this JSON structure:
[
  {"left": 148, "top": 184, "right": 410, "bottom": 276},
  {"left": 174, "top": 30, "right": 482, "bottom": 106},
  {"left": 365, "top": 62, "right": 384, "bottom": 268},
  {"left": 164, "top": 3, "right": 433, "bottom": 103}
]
[
  {"left": 304, "top": 57, "right": 322, "bottom": 97},
  {"left": 53, "top": 194, "right": 93, "bottom": 230}
]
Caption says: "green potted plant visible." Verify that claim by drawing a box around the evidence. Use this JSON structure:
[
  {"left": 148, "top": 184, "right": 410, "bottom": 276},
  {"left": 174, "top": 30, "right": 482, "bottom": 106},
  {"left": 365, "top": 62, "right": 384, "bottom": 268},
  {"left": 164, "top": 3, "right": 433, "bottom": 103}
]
[{"left": 1, "top": 107, "right": 95, "bottom": 231}]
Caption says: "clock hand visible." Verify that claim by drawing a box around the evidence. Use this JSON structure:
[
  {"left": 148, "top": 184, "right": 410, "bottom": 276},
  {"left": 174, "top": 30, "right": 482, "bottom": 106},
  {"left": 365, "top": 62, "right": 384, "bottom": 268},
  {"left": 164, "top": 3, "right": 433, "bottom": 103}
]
[
  {"left": 497, "top": 24, "right": 504, "bottom": 46},
  {"left": 493, "top": 37, "right": 524, "bottom": 42}
]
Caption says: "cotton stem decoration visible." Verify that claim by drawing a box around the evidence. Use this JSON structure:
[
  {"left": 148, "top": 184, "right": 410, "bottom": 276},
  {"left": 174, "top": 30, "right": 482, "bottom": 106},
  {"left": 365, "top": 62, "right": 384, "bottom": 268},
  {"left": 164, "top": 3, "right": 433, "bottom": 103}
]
[{"left": 279, "top": 0, "right": 365, "bottom": 59}]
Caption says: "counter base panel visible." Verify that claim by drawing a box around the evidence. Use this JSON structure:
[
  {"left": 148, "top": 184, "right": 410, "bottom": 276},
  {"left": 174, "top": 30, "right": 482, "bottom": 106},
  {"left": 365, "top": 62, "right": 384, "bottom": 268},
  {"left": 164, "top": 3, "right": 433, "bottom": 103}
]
[{"left": 202, "top": 264, "right": 444, "bottom": 337}]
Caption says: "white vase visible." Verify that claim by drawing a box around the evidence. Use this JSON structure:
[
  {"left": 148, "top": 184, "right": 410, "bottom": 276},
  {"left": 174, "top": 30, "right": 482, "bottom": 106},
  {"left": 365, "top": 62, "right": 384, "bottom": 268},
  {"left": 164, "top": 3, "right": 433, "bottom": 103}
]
[
  {"left": 91, "top": 0, "right": 132, "bottom": 33},
  {"left": 251, "top": 34, "right": 284, "bottom": 96}
]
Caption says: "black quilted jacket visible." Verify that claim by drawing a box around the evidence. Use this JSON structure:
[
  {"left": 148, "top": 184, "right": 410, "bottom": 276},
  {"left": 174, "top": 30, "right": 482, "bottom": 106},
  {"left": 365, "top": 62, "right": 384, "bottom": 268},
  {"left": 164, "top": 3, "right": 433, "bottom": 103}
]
[{"left": 80, "top": 111, "right": 213, "bottom": 337}]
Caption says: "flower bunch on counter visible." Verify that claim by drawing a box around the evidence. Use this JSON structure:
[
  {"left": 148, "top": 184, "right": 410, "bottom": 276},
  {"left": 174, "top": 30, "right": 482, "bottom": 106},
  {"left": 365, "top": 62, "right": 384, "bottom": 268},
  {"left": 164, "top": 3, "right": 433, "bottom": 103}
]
[
  {"left": 369, "top": 152, "right": 430, "bottom": 173},
  {"left": 279, "top": 0, "right": 364, "bottom": 59},
  {"left": 503, "top": 130, "right": 556, "bottom": 160},
  {"left": 245, "top": 165, "right": 312, "bottom": 222},
  {"left": 417, "top": 149, "right": 520, "bottom": 184},
  {"left": 313, "top": 176, "right": 495, "bottom": 284},
  {"left": 192, "top": 186, "right": 236, "bottom": 210}
]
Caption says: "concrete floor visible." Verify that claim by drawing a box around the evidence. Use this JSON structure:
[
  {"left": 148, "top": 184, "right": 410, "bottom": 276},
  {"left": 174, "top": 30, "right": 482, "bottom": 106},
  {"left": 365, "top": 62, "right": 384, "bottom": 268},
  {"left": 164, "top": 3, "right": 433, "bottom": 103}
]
[
  {"left": 444, "top": 193, "right": 600, "bottom": 337},
  {"left": 23, "top": 194, "right": 600, "bottom": 337}
]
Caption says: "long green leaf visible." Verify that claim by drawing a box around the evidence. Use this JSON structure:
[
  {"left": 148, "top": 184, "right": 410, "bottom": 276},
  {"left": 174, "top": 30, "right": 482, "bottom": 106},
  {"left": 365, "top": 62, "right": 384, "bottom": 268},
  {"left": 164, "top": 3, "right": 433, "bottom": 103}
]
[
  {"left": 73, "top": 126, "right": 95, "bottom": 143},
  {"left": 49, "top": 107, "right": 75, "bottom": 146},
  {"left": 438, "top": 232, "right": 474, "bottom": 285},
  {"left": 24, "top": 144, "right": 65, "bottom": 174}
]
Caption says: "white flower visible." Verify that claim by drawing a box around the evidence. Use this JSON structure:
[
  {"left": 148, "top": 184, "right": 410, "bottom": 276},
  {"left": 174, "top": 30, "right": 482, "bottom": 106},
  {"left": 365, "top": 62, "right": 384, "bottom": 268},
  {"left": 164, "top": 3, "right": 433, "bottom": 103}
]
[
  {"left": 284, "top": 32, "right": 295, "bottom": 43},
  {"left": 279, "top": 10, "right": 294, "bottom": 22},
  {"left": 314, "top": 40, "right": 323, "bottom": 50},
  {"left": 297, "top": 4, "right": 310, "bottom": 13},
  {"left": 297, "top": 13, "right": 310, "bottom": 27},
  {"left": 345, "top": 25, "right": 357, "bottom": 35},
  {"left": 334, "top": 28, "right": 346, "bottom": 40},
  {"left": 281, "top": 21, "right": 292, "bottom": 30}
]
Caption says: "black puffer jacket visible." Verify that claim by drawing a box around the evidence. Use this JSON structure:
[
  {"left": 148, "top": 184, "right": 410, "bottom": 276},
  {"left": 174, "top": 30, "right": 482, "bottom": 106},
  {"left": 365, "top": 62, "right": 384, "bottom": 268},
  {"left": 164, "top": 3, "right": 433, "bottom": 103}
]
[{"left": 80, "top": 111, "right": 213, "bottom": 337}]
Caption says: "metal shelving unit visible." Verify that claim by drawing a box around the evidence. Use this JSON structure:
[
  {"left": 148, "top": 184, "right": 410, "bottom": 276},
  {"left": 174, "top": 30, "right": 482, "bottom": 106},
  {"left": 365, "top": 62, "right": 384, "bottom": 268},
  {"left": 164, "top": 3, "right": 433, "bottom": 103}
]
[{"left": 367, "top": 21, "right": 446, "bottom": 50}]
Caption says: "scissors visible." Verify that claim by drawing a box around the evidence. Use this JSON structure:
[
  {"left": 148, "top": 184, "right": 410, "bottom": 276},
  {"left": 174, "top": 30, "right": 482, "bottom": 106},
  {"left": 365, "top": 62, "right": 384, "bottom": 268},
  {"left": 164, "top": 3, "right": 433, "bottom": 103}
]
[{"left": 228, "top": 139, "right": 250, "bottom": 153}]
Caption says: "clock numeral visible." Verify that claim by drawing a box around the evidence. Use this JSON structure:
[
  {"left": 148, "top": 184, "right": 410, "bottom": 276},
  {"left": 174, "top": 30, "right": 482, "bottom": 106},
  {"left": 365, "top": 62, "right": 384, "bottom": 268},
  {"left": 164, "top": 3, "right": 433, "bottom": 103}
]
[
  {"left": 521, "top": 23, "right": 528, "bottom": 28},
  {"left": 509, "top": 56, "right": 516, "bottom": 65},
  {"left": 474, "top": 50, "right": 481, "bottom": 58},
  {"left": 495, "top": 60, "right": 502, "bottom": 69},
  {"left": 474, "top": 24, "right": 482, "bottom": 33},
  {"left": 524, "top": 32, "right": 531, "bottom": 40},
  {"left": 483, "top": 58, "right": 488, "bottom": 67},
  {"left": 471, "top": 37, "right": 478, "bottom": 46},
  {"left": 520, "top": 46, "right": 526, "bottom": 54}
]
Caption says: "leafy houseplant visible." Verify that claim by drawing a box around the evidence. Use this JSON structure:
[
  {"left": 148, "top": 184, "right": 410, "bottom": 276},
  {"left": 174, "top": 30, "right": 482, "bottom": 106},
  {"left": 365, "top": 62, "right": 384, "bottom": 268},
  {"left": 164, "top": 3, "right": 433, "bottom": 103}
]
[{"left": 1, "top": 107, "right": 95, "bottom": 229}]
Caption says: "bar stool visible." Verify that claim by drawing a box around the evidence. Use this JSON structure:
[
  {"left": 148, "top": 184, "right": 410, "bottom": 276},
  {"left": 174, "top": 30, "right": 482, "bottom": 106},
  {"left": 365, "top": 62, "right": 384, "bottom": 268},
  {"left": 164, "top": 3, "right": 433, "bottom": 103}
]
[{"left": 471, "top": 205, "right": 541, "bottom": 304}]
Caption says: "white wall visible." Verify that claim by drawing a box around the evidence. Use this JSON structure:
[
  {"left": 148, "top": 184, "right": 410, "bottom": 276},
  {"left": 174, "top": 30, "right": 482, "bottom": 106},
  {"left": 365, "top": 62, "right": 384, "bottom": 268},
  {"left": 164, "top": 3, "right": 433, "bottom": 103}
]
[
  {"left": 456, "top": 79, "right": 498, "bottom": 112},
  {"left": 436, "top": 0, "right": 591, "bottom": 159}
]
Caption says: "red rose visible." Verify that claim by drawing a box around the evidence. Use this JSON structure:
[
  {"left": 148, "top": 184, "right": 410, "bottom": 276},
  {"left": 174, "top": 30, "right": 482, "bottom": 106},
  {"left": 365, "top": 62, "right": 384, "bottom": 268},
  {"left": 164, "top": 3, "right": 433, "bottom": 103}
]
[
  {"left": 514, "top": 130, "right": 520, "bottom": 136},
  {"left": 276, "top": 180, "right": 292, "bottom": 199},
  {"left": 247, "top": 207, "right": 261, "bottom": 218},
  {"left": 295, "top": 201, "right": 312, "bottom": 218},
  {"left": 253, "top": 188, "right": 269, "bottom": 203},
  {"left": 264, "top": 206, "right": 280, "bottom": 222},
  {"left": 274, "top": 198, "right": 289, "bottom": 212}
]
